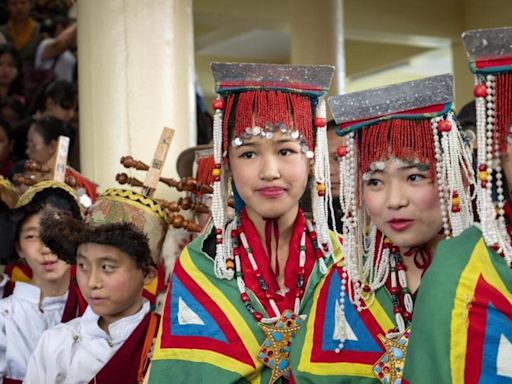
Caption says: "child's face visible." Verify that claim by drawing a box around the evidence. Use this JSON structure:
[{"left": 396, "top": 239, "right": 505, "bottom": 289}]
[
  {"left": 76, "top": 243, "right": 155, "bottom": 328},
  {"left": 228, "top": 131, "right": 310, "bottom": 221},
  {"left": 16, "top": 212, "right": 70, "bottom": 284}
]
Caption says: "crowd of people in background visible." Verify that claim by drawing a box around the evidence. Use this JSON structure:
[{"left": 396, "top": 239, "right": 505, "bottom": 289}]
[{"left": 0, "top": 0, "right": 78, "bottom": 181}]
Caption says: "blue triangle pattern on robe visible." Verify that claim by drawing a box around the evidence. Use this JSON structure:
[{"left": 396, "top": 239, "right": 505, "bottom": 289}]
[
  {"left": 322, "top": 271, "right": 382, "bottom": 353},
  {"left": 480, "top": 302, "right": 512, "bottom": 383},
  {"left": 170, "top": 274, "right": 228, "bottom": 343}
]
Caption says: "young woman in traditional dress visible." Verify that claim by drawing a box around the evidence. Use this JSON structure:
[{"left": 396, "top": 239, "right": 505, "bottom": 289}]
[
  {"left": 149, "top": 63, "right": 341, "bottom": 383},
  {"left": 291, "top": 74, "right": 475, "bottom": 383}
]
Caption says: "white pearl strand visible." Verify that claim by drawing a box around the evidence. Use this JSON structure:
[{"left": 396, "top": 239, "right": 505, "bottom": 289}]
[
  {"left": 313, "top": 99, "right": 333, "bottom": 273},
  {"left": 335, "top": 267, "right": 348, "bottom": 353},
  {"left": 212, "top": 101, "right": 233, "bottom": 280},
  {"left": 339, "top": 132, "right": 365, "bottom": 311},
  {"left": 431, "top": 117, "right": 451, "bottom": 237},
  {"left": 476, "top": 74, "right": 512, "bottom": 266}
]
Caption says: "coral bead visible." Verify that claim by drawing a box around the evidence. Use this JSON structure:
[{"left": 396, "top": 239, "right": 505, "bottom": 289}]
[
  {"left": 336, "top": 145, "right": 347, "bottom": 158},
  {"left": 212, "top": 99, "right": 225, "bottom": 110},
  {"left": 438, "top": 120, "right": 452, "bottom": 132},
  {"left": 240, "top": 292, "right": 250, "bottom": 302},
  {"left": 473, "top": 84, "right": 488, "bottom": 98},
  {"left": 314, "top": 117, "right": 327, "bottom": 127}
]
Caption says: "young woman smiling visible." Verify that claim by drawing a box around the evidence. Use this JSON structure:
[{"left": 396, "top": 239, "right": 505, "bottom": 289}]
[{"left": 149, "top": 63, "right": 341, "bottom": 383}]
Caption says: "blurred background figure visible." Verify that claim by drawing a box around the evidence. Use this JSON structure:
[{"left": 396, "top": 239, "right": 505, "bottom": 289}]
[
  {"left": 0, "top": 117, "right": 13, "bottom": 176},
  {"left": 0, "top": 0, "right": 41, "bottom": 72},
  {"left": 35, "top": 15, "right": 76, "bottom": 83},
  {"left": 0, "top": 43, "right": 23, "bottom": 102}
]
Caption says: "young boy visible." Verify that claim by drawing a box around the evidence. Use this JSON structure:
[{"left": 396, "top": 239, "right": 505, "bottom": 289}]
[
  {"left": 24, "top": 192, "right": 161, "bottom": 383},
  {"left": 0, "top": 181, "right": 85, "bottom": 383}
]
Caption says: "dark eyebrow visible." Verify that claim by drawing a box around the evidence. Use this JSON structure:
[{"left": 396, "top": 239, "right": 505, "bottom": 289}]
[
  {"left": 399, "top": 163, "right": 429, "bottom": 171},
  {"left": 399, "top": 164, "right": 421, "bottom": 170},
  {"left": 275, "top": 139, "right": 296, "bottom": 145}
]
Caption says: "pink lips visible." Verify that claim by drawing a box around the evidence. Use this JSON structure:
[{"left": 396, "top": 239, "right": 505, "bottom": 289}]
[
  {"left": 42, "top": 261, "right": 57, "bottom": 272},
  {"left": 387, "top": 218, "right": 414, "bottom": 232},
  {"left": 90, "top": 297, "right": 105, "bottom": 305},
  {"left": 257, "top": 187, "right": 285, "bottom": 198}
]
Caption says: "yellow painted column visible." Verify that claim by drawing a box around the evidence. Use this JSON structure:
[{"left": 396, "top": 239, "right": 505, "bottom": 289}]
[
  {"left": 290, "top": 0, "right": 345, "bottom": 95},
  {"left": 78, "top": 0, "right": 195, "bottom": 196}
]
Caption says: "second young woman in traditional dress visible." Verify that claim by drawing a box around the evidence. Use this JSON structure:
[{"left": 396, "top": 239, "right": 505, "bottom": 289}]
[{"left": 291, "top": 74, "right": 475, "bottom": 383}]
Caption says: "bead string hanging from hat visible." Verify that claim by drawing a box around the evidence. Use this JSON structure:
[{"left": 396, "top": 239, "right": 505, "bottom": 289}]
[
  {"left": 463, "top": 27, "right": 512, "bottom": 268},
  {"left": 328, "top": 74, "right": 475, "bottom": 346},
  {"left": 209, "top": 63, "right": 336, "bottom": 287}
]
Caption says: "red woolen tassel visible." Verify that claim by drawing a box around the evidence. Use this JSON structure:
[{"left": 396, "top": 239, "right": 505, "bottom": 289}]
[
  {"left": 196, "top": 155, "right": 215, "bottom": 189},
  {"left": 222, "top": 95, "right": 235, "bottom": 154},
  {"left": 495, "top": 72, "right": 512, "bottom": 155},
  {"left": 222, "top": 90, "right": 315, "bottom": 152},
  {"left": 359, "top": 118, "right": 436, "bottom": 177}
]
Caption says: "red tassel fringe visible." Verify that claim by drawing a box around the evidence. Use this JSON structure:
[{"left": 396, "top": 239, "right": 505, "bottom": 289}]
[
  {"left": 358, "top": 119, "right": 437, "bottom": 176},
  {"left": 195, "top": 155, "right": 215, "bottom": 190},
  {"left": 495, "top": 72, "right": 512, "bottom": 155},
  {"left": 222, "top": 90, "right": 314, "bottom": 153}
]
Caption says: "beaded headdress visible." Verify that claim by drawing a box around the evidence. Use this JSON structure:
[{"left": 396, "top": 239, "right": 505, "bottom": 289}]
[
  {"left": 210, "top": 62, "right": 335, "bottom": 280},
  {"left": 463, "top": 27, "right": 512, "bottom": 267},
  {"left": 328, "top": 74, "right": 474, "bottom": 327}
]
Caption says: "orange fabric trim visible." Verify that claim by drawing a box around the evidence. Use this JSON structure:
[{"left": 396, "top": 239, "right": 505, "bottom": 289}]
[{"left": 137, "top": 313, "right": 160, "bottom": 383}]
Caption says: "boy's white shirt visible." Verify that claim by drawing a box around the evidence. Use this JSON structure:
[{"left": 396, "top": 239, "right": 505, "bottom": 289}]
[
  {"left": 23, "top": 299, "right": 150, "bottom": 384},
  {"left": 0, "top": 282, "right": 68, "bottom": 381}
]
